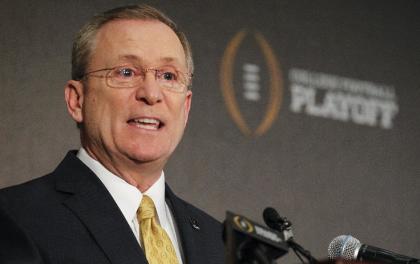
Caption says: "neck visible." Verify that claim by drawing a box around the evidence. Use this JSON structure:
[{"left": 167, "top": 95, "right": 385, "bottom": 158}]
[{"left": 83, "top": 146, "right": 164, "bottom": 193}]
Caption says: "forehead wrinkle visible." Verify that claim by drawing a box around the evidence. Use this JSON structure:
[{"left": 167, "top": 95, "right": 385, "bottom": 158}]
[
  {"left": 117, "top": 54, "right": 143, "bottom": 64},
  {"left": 94, "top": 20, "right": 188, "bottom": 70},
  {"left": 116, "top": 54, "right": 186, "bottom": 70}
]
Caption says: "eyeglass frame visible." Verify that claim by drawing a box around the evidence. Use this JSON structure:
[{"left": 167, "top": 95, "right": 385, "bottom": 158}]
[{"left": 77, "top": 64, "right": 193, "bottom": 93}]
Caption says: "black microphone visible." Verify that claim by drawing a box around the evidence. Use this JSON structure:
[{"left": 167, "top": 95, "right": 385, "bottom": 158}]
[
  {"left": 263, "top": 207, "right": 292, "bottom": 236},
  {"left": 263, "top": 207, "right": 318, "bottom": 264},
  {"left": 328, "top": 235, "right": 420, "bottom": 264}
]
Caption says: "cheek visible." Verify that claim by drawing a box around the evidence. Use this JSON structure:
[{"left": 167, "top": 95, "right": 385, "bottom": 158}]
[
  {"left": 85, "top": 88, "right": 123, "bottom": 116},
  {"left": 171, "top": 99, "right": 190, "bottom": 135},
  {"left": 83, "top": 93, "right": 115, "bottom": 131}
]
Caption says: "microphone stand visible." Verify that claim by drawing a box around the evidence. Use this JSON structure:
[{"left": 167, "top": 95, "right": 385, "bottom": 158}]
[
  {"left": 266, "top": 214, "right": 318, "bottom": 264},
  {"left": 287, "top": 239, "right": 318, "bottom": 264}
]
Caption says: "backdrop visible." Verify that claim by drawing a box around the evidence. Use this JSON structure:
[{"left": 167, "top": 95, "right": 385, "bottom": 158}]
[{"left": 1, "top": 0, "right": 419, "bottom": 262}]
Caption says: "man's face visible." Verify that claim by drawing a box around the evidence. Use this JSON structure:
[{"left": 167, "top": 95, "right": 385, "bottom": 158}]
[{"left": 67, "top": 19, "right": 192, "bottom": 175}]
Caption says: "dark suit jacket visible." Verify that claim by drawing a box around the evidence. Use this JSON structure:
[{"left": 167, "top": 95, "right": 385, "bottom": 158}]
[
  {"left": 0, "top": 207, "right": 44, "bottom": 264},
  {"left": 0, "top": 151, "right": 224, "bottom": 264}
]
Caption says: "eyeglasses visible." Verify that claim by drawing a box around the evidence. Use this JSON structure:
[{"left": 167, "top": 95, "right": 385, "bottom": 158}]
[{"left": 80, "top": 65, "right": 192, "bottom": 93}]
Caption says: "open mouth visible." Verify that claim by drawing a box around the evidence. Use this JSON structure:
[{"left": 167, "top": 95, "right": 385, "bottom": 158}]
[{"left": 127, "top": 117, "right": 164, "bottom": 130}]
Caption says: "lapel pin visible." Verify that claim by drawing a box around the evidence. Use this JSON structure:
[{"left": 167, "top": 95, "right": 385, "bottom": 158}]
[{"left": 190, "top": 218, "right": 200, "bottom": 230}]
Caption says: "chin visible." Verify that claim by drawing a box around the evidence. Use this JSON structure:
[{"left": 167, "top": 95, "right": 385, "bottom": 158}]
[{"left": 125, "top": 148, "right": 169, "bottom": 165}]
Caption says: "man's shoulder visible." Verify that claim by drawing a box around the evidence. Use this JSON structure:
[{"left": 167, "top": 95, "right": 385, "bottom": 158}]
[
  {"left": 0, "top": 173, "right": 56, "bottom": 204},
  {"left": 0, "top": 151, "right": 83, "bottom": 217},
  {"left": 0, "top": 150, "right": 94, "bottom": 200},
  {"left": 0, "top": 172, "right": 64, "bottom": 240}
]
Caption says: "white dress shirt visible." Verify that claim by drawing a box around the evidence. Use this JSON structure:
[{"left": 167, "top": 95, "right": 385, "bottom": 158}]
[{"left": 77, "top": 148, "right": 183, "bottom": 264}]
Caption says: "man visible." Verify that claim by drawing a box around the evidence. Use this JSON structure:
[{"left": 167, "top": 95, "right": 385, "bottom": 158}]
[{"left": 0, "top": 4, "right": 224, "bottom": 264}]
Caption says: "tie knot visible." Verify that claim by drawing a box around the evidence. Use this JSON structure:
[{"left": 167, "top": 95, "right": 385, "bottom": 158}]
[{"left": 138, "top": 195, "right": 156, "bottom": 220}]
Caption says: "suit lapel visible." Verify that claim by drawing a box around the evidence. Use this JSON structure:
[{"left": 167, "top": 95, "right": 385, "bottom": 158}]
[
  {"left": 54, "top": 152, "right": 148, "bottom": 264},
  {"left": 166, "top": 186, "right": 202, "bottom": 264}
]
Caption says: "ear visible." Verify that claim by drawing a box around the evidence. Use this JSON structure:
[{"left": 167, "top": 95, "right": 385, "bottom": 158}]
[
  {"left": 183, "top": 90, "right": 192, "bottom": 127},
  {"left": 64, "top": 80, "right": 85, "bottom": 123}
]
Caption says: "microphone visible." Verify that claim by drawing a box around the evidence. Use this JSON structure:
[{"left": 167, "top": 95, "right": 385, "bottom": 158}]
[
  {"left": 328, "top": 235, "right": 420, "bottom": 264},
  {"left": 263, "top": 207, "right": 318, "bottom": 264},
  {"left": 263, "top": 207, "right": 293, "bottom": 240}
]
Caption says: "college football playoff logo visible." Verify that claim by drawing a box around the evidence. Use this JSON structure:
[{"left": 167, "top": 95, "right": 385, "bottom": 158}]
[{"left": 220, "top": 29, "right": 283, "bottom": 137}]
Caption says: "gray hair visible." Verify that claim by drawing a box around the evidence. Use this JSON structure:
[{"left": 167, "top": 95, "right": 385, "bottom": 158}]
[{"left": 71, "top": 4, "right": 194, "bottom": 81}]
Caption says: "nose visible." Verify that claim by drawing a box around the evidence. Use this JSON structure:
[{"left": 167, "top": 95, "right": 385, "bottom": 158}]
[{"left": 135, "top": 70, "right": 162, "bottom": 105}]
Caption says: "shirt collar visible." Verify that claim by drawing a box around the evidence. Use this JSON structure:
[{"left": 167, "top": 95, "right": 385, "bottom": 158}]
[{"left": 76, "top": 148, "right": 167, "bottom": 224}]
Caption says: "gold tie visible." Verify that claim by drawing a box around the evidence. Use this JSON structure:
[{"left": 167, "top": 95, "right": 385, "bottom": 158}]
[{"left": 137, "top": 195, "right": 179, "bottom": 264}]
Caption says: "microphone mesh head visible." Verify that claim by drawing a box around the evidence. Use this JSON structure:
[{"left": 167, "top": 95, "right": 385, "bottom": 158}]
[
  {"left": 263, "top": 207, "right": 279, "bottom": 226},
  {"left": 328, "top": 235, "right": 361, "bottom": 260}
]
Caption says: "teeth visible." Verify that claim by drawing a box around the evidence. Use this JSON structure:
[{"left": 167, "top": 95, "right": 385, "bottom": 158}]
[
  {"left": 130, "top": 118, "right": 161, "bottom": 130},
  {"left": 135, "top": 118, "right": 159, "bottom": 125}
]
